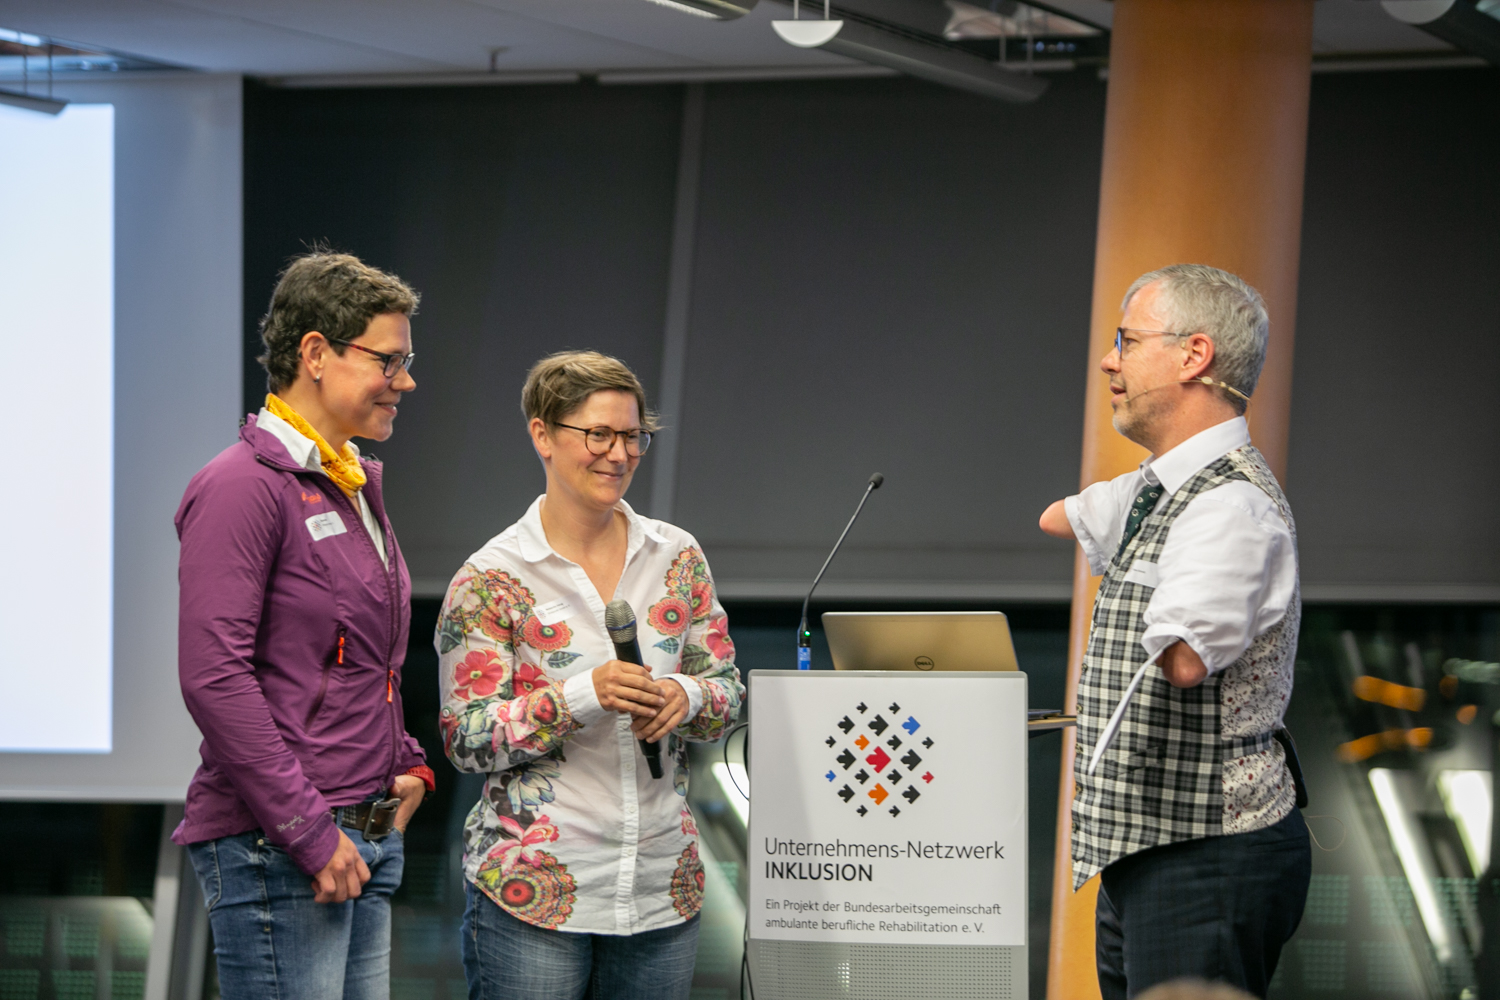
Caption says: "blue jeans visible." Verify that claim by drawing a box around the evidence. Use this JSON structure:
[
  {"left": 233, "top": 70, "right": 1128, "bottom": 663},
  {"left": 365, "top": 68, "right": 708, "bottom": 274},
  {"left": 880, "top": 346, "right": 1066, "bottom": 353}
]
[
  {"left": 1095, "top": 808, "right": 1311, "bottom": 999},
  {"left": 188, "top": 828, "right": 404, "bottom": 1000},
  {"left": 461, "top": 881, "right": 699, "bottom": 1000}
]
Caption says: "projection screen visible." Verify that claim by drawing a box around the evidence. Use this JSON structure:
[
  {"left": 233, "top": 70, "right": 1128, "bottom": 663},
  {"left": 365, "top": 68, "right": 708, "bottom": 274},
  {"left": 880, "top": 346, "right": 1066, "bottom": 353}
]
[
  {"left": 0, "top": 75, "right": 242, "bottom": 800},
  {"left": 0, "top": 102, "right": 115, "bottom": 753}
]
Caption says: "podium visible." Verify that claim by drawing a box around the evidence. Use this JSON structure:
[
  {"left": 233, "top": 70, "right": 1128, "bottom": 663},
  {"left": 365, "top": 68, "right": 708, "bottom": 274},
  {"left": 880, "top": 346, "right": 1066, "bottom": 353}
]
[{"left": 746, "top": 670, "right": 1030, "bottom": 1000}]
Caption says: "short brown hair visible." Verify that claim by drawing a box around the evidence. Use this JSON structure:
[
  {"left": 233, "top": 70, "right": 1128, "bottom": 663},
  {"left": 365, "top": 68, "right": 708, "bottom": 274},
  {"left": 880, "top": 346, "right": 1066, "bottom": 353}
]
[
  {"left": 521, "top": 351, "right": 659, "bottom": 432},
  {"left": 257, "top": 251, "right": 420, "bottom": 393}
]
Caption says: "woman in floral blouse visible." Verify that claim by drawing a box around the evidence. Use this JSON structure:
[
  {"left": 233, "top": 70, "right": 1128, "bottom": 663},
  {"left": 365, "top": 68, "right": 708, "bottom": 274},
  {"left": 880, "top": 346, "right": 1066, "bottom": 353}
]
[{"left": 437, "top": 351, "right": 743, "bottom": 1000}]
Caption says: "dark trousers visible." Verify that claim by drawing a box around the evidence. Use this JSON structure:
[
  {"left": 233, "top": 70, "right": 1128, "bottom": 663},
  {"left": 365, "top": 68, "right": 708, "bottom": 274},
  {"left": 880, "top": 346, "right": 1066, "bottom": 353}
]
[{"left": 1095, "top": 808, "right": 1311, "bottom": 1000}]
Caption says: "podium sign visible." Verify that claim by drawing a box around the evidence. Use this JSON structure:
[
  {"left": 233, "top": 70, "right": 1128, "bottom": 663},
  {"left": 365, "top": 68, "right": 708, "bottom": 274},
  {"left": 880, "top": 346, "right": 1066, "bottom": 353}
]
[{"left": 747, "top": 670, "right": 1028, "bottom": 997}]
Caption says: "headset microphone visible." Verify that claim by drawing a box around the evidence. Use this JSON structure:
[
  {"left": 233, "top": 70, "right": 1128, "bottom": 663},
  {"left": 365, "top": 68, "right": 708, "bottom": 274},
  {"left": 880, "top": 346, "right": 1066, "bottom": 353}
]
[{"left": 1120, "top": 376, "right": 1250, "bottom": 407}]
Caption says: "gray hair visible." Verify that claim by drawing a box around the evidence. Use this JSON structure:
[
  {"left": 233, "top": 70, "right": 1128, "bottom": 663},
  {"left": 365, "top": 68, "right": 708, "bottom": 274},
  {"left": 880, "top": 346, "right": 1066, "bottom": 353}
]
[{"left": 1121, "top": 263, "right": 1268, "bottom": 412}]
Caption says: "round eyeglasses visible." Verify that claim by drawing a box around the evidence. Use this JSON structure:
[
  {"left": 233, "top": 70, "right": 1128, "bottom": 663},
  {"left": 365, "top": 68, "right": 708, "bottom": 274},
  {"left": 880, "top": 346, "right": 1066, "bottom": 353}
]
[
  {"left": 329, "top": 338, "right": 416, "bottom": 379},
  {"left": 553, "top": 423, "right": 652, "bottom": 458}
]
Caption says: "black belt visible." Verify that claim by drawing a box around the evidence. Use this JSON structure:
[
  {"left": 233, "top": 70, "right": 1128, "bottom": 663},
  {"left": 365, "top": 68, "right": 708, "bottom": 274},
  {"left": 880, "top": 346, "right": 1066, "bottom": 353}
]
[{"left": 332, "top": 797, "right": 401, "bottom": 840}]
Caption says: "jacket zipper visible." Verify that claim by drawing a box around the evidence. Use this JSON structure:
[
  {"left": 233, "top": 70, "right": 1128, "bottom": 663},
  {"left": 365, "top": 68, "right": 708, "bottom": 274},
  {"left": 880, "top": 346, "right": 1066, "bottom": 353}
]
[
  {"left": 378, "top": 500, "right": 401, "bottom": 782},
  {"left": 329, "top": 468, "right": 404, "bottom": 784},
  {"left": 265, "top": 449, "right": 405, "bottom": 785},
  {"left": 305, "top": 623, "right": 346, "bottom": 728}
]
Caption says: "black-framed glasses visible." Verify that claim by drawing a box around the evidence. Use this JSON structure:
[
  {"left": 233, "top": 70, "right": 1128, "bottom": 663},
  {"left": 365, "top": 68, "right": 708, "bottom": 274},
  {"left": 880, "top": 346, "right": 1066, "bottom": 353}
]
[
  {"left": 1114, "top": 327, "right": 1186, "bottom": 358},
  {"left": 554, "top": 422, "right": 652, "bottom": 458},
  {"left": 329, "top": 338, "right": 416, "bottom": 379}
]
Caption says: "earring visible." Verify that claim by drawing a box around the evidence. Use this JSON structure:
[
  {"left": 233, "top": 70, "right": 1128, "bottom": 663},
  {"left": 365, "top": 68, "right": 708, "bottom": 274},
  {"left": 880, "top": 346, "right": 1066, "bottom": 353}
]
[{"left": 314, "top": 374, "right": 321, "bottom": 383}]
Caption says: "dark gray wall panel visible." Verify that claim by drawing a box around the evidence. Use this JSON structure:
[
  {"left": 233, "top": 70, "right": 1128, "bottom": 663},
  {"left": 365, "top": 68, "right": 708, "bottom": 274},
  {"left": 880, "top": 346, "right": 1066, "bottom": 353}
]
[
  {"left": 1290, "top": 68, "right": 1500, "bottom": 596},
  {"left": 244, "top": 83, "right": 683, "bottom": 589},
  {"left": 241, "top": 69, "right": 1500, "bottom": 600},
  {"left": 673, "top": 76, "right": 1104, "bottom": 598}
]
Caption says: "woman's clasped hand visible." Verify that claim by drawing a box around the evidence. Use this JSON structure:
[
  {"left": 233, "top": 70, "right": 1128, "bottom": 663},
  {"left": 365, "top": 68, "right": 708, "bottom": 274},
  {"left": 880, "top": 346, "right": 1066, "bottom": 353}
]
[{"left": 590, "top": 660, "right": 691, "bottom": 741}]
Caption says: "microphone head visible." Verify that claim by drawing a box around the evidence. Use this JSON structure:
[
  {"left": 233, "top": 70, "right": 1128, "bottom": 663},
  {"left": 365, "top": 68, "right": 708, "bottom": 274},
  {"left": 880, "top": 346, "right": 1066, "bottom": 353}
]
[
  {"left": 604, "top": 599, "right": 638, "bottom": 643},
  {"left": 869, "top": 473, "right": 884, "bottom": 489}
]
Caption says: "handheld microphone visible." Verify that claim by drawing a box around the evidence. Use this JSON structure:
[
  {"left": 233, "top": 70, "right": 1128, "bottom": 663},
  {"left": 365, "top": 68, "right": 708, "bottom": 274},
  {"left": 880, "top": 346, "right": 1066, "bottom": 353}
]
[
  {"left": 796, "top": 473, "right": 884, "bottom": 669},
  {"left": 603, "top": 599, "right": 664, "bottom": 779}
]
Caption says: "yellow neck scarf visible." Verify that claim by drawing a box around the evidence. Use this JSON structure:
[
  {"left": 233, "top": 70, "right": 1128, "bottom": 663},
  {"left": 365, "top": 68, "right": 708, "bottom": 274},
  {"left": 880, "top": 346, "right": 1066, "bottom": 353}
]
[{"left": 265, "top": 394, "right": 367, "bottom": 498}]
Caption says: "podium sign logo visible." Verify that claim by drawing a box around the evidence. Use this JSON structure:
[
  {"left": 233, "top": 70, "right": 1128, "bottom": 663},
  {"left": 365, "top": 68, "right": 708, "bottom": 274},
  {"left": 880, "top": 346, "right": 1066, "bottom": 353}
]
[
  {"left": 748, "top": 672, "right": 1027, "bottom": 948},
  {"left": 825, "top": 701, "right": 935, "bottom": 818}
]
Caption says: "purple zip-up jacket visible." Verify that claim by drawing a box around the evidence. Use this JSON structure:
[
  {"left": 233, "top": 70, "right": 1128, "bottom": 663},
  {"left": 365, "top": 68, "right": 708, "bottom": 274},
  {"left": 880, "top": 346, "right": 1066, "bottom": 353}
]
[{"left": 172, "top": 415, "right": 425, "bottom": 875}]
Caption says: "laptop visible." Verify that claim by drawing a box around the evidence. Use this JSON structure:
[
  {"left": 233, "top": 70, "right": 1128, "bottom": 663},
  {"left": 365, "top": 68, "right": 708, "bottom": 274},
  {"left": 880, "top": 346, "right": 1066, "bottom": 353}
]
[{"left": 822, "top": 611, "right": 1020, "bottom": 672}]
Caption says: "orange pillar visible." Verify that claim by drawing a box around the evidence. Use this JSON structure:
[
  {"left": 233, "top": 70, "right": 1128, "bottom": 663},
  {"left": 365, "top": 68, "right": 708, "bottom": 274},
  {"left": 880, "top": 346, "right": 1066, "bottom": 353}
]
[{"left": 1046, "top": 3, "right": 1314, "bottom": 998}]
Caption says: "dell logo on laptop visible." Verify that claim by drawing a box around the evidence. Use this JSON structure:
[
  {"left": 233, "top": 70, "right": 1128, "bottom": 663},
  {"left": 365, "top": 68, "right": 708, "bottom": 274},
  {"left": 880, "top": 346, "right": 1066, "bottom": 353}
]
[{"left": 914, "top": 656, "right": 935, "bottom": 671}]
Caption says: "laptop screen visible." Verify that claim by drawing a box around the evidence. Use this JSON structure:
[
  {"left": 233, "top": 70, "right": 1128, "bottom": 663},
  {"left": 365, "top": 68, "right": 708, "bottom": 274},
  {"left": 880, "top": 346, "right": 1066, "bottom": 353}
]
[{"left": 822, "top": 611, "right": 1020, "bottom": 672}]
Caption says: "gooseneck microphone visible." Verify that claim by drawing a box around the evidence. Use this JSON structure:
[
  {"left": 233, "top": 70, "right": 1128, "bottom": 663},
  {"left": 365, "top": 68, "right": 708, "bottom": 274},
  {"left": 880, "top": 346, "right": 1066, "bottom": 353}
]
[
  {"left": 604, "top": 599, "right": 664, "bottom": 779},
  {"left": 796, "top": 473, "right": 884, "bottom": 670}
]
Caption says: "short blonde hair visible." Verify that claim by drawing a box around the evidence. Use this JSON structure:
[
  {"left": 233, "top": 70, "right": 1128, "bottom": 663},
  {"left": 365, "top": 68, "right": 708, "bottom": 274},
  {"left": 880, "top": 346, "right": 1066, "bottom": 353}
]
[
  {"left": 521, "top": 351, "right": 659, "bottom": 432},
  {"left": 1136, "top": 979, "right": 1257, "bottom": 1000}
]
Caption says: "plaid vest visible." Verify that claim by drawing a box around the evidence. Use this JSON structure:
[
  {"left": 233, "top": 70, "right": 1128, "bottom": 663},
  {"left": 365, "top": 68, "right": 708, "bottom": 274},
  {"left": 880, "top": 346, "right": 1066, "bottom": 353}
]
[{"left": 1071, "top": 444, "right": 1301, "bottom": 888}]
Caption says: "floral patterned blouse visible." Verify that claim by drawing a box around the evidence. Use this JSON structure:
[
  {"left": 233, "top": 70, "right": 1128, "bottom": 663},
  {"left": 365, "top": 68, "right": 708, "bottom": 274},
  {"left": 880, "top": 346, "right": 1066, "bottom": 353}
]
[{"left": 436, "top": 496, "right": 744, "bottom": 935}]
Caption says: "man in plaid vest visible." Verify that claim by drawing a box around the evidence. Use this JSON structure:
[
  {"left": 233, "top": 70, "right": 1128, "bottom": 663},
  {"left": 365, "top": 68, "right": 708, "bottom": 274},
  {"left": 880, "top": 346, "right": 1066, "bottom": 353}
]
[{"left": 1040, "top": 264, "right": 1310, "bottom": 998}]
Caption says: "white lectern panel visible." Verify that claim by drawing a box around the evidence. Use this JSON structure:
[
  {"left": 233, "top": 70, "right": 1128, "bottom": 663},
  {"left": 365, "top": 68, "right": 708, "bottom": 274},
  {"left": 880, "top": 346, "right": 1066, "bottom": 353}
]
[{"left": 746, "top": 670, "right": 1027, "bottom": 998}]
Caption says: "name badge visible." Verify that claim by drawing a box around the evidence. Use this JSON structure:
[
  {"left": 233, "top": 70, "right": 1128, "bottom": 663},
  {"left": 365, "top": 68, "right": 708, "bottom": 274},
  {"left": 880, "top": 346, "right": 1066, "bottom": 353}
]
[
  {"left": 1123, "top": 560, "right": 1159, "bottom": 588},
  {"left": 535, "top": 598, "right": 575, "bottom": 625},
  {"left": 305, "top": 511, "right": 348, "bottom": 542}
]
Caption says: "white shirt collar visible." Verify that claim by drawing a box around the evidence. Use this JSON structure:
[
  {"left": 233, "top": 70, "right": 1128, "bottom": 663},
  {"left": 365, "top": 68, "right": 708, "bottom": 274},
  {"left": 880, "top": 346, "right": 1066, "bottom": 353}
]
[
  {"left": 515, "top": 494, "right": 669, "bottom": 565},
  {"left": 1141, "top": 416, "right": 1251, "bottom": 494},
  {"left": 256, "top": 407, "right": 361, "bottom": 476}
]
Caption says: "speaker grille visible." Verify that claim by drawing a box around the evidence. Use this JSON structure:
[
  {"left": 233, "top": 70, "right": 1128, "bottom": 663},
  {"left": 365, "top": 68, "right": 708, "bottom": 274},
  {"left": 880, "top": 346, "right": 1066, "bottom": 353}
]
[{"left": 747, "top": 940, "right": 1025, "bottom": 999}]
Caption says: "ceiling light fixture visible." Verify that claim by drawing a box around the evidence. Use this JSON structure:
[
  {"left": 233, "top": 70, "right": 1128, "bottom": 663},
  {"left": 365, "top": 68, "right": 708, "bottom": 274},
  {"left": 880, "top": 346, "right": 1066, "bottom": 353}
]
[
  {"left": 1383, "top": 0, "right": 1500, "bottom": 65},
  {"left": 942, "top": 0, "right": 1098, "bottom": 40},
  {"left": 0, "top": 88, "right": 66, "bottom": 114},
  {"left": 772, "top": 0, "right": 843, "bottom": 46},
  {"left": 772, "top": 3, "right": 1046, "bottom": 102},
  {"left": 640, "top": 0, "right": 759, "bottom": 19},
  {"left": 0, "top": 29, "right": 68, "bottom": 115}
]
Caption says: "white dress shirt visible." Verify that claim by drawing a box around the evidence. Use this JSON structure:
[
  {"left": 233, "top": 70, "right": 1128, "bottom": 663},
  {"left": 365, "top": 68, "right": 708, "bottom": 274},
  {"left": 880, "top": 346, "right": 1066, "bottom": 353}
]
[
  {"left": 1064, "top": 417, "right": 1296, "bottom": 675},
  {"left": 437, "top": 497, "right": 743, "bottom": 935}
]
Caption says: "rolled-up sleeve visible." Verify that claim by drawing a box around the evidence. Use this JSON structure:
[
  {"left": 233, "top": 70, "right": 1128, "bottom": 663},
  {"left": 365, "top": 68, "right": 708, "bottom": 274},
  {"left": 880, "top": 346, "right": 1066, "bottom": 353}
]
[
  {"left": 1065, "top": 474, "right": 1140, "bottom": 576},
  {"left": 1140, "top": 483, "right": 1296, "bottom": 674}
]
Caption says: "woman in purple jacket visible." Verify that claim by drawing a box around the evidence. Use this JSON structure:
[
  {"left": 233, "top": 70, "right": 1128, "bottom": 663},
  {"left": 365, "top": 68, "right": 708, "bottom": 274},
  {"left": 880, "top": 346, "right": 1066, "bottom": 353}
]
[{"left": 175, "top": 252, "right": 436, "bottom": 1000}]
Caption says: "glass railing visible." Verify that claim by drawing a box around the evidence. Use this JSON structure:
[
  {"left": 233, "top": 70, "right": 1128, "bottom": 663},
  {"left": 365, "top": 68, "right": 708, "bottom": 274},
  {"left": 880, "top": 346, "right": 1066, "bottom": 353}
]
[
  {"left": 0, "top": 803, "right": 163, "bottom": 1000},
  {"left": 1270, "top": 606, "right": 1499, "bottom": 1000}
]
